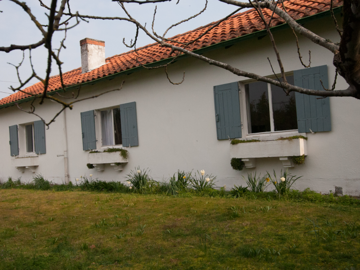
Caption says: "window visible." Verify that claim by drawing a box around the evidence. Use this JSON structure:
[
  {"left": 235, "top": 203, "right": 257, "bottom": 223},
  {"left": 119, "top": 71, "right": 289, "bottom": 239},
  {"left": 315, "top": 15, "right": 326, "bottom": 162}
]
[
  {"left": 213, "top": 65, "right": 331, "bottom": 140},
  {"left": 25, "top": 124, "right": 34, "bottom": 152},
  {"left": 81, "top": 102, "right": 139, "bottom": 151},
  {"left": 100, "top": 108, "right": 122, "bottom": 146},
  {"left": 245, "top": 75, "right": 297, "bottom": 134},
  {"left": 9, "top": 120, "right": 46, "bottom": 156}
]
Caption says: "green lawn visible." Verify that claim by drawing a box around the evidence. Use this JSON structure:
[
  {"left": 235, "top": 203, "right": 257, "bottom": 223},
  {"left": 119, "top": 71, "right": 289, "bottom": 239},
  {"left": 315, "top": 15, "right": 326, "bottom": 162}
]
[{"left": 0, "top": 189, "right": 359, "bottom": 269}]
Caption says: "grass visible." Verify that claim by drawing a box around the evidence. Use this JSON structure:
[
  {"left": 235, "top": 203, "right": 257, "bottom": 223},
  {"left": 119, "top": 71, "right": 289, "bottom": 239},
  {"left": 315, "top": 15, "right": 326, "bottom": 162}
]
[{"left": 0, "top": 189, "right": 359, "bottom": 269}]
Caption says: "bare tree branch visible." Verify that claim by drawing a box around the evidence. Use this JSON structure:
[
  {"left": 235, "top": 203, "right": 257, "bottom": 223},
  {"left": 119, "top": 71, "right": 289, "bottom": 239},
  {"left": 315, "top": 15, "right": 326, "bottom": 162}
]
[
  {"left": 165, "top": 65, "right": 185, "bottom": 85},
  {"left": 116, "top": 0, "right": 173, "bottom": 4},
  {"left": 252, "top": 0, "right": 287, "bottom": 82},
  {"left": 219, "top": 0, "right": 339, "bottom": 53},
  {"left": 291, "top": 28, "right": 311, "bottom": 68},
  {"left": 321, "top": 69, "right": 339, "bottom": 91},
  {"left": 40, "top": 0, "right": 58, "bottom": 104},
  {"left": 0, "top": 38, "right": 46, "bottom": 53},
  {"left": 157, "top": 41, "right": 356, "bottom": 97},
  {"left": 3, "top": 0, "right": 360, "bottom": 131},
  {"left": 330, "top": 0, "right": 343, "bottom": 37},
  {"left": 162, "top": 0, "right": 208, "bottom": 38}
]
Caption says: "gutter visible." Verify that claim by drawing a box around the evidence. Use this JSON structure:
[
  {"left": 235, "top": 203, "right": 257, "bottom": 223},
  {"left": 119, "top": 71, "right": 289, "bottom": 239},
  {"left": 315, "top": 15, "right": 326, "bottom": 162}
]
[
  {"left": 63, "top": 108, "right": 70, "bottom": 184},
  {"left": 0, "top": 6, "right": 342, "bottom": 110}
]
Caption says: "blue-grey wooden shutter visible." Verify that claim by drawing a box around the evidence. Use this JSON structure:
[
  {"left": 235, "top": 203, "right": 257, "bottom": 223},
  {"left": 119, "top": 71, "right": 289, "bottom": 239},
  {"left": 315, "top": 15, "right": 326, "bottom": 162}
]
[
  {"left": 34, "top": 120, "right": 46, "bottom": 154},
  {"left": 80, "top": 110, "right": 96, "bottom": 150},
  {"left": 9, "top": 125, "right": 19, "bottom": 156},
  {"left": 213, "top": 82, "right": 242, "bottom": 140},
  {"left": 294, "top": 65, "right": 331, "bottom": 133},
  {"left": 120, "top": 102, "right": 139, "bottom": 147}
]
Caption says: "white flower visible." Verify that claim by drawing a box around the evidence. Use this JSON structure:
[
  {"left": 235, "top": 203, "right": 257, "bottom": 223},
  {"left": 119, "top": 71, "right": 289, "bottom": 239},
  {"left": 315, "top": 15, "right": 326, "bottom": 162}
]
[
  {"left": 129, "top": 186, "right": 132, "bottom": 189},
  {"left": 76, "top": 178, "right": 79, "bottom": 181},
  {"left": 127, "top": 181, "right": 131, "bottom": 185},
  {"left": 200, "top": 170, "right": 205, "bottom": 176},
  {"left": 89, "top": 174, "right": 93, "bottom": 177},
  {"left": 280, "top": 177, "right": 285, "bottom": 182},
  {"left": 137, "top": 170, "right": 141, "bottom": 174},
  {"left": 205, "top": 177, "right": 210, "bottom": 182}
]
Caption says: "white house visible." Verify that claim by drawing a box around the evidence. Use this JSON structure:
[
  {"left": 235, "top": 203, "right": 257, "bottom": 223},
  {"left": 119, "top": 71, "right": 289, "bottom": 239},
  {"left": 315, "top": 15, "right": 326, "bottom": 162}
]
[{"left": 1, "top": 0, "right": 359, "bottom": 195}]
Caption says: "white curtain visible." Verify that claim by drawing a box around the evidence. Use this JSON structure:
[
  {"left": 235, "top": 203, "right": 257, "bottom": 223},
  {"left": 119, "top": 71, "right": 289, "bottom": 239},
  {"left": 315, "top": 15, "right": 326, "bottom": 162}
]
[{"left": 101, "top": 110, "right": 113, "bottom": 146}]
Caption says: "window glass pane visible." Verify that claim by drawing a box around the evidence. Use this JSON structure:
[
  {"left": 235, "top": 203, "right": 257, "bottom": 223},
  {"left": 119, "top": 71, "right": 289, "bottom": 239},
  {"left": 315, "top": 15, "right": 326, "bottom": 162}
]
[
  {"left": 101, "top": 110, "right": 113, "bottom": 146},
  {"left": 246, "top": 81, "right": 270, "bottom": 133},
  {"left": 271, "top": 76, "right": 298, "bottom": 131},
  {"left": 25, "top": 124, "right": 33, "bottom": 152},
  {"left": 113, "top": 108, "right": 122, "bottom": 145}
]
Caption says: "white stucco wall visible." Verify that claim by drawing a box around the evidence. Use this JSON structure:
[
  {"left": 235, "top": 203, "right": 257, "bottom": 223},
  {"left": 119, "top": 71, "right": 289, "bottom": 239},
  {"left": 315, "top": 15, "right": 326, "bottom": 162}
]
[{"left": 1, "top": 15, "right": 359, "bottom": 195}]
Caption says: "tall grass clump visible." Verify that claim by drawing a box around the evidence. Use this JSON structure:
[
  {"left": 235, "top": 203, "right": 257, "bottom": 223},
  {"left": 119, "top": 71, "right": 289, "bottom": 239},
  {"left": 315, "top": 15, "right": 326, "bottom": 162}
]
[
  {"left": 53, "top": 181, "right": 75, "bottom": 191},
  {"left": 126, "top": 167, "right": 157, "bottom": 194},
  {"left": 32, "top": 175, "right": 51, "bottom": 190},
  {"left": 0, "top": 177, "right": 22, "bottom": 189},
  {"left": 188, "top": 170, "right": 216, "bottom": 192},
  {"left": 161, "top": 170, "right": 191, "bottom": 195},
  {"left": 80, "top": 177, "right": 128, "bottom": 193},
  {"left": 230, "top": 185, "right": 248, "bottom": 198},
  {"left": 267, "top": 170, "right": 301, "bottom": 195},
  {"left": 244, "top": 173, "right": 269, "bottom": 192}
]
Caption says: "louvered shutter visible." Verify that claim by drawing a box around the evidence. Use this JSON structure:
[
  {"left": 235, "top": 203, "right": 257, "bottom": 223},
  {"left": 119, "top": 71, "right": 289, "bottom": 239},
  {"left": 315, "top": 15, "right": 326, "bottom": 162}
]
[
  {"left": 120, "top": 102, "right": 139, "bottom": 147},
  {"left": 34, "top": 120, "right": 46, "bottom": 154},
  {"left": 294, "top": 65, "right": 331, "bottom": 133},
  {"left": 213, "top": 82, "right": 242, "bottom": 140},
  {"left": 80, "top": 110, "right": 96, "bottom": 150},
  {"left": 9, "top": 125, "right": 19, "bottom": 156}
]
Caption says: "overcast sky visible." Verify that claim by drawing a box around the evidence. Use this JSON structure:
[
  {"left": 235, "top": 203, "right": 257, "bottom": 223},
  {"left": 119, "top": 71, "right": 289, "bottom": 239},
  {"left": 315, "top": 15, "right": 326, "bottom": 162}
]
[{"left": 0, "top": 0, "right": 238, "bottom": 99}]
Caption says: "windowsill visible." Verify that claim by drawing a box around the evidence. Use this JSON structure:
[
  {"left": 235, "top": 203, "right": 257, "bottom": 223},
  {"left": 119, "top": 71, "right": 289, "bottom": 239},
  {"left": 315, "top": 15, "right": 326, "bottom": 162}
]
[
  {"left": 16, "top": 153, "right": 39, "bottom": 158},
  {"left": 244, "top": 130, "right": 301, "bottom": 141},
  {"left": 99, "top": 145, "right": 123, "bottom": 151}
]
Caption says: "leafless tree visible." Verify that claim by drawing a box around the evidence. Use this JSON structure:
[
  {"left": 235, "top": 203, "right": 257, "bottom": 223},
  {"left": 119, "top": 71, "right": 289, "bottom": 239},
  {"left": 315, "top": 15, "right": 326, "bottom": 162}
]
[{"left": 1, "top": 0, "right": 359, "bottom": 126}]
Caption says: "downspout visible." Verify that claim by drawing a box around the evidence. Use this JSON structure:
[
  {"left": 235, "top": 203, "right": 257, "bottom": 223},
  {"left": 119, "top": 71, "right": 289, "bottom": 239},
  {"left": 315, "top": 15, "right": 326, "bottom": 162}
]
[{"left": 63, "top": 108, "right": 70, "bottom": 184}]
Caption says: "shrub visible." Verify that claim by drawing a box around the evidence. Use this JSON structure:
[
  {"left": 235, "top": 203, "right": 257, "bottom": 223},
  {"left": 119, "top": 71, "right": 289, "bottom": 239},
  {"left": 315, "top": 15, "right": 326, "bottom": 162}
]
[
  {"left": 1, "top": 177, "right": 21, "bottom": 189},
  {"left": 33, "top": 175, "right": 51, "bottom": 190},
  {"left": 230, "top": 185, "right": 248, "bottom": 198},
  {"left": 231, "top": 139, "right": 260, "bottom": 145},
  {"left": 291, "top": 155, "right": 306, "bottom": 165},
  {"left": 188, "top": 170, "right": 216, "bottom": 192},
  {"left": 86, "top": 163, "right": 94, "bottom": 169},
  {"left": 79, "top": 177, "right": 128, "bottom": 192},
  {"left": 103, "top": 148, "right": 128, "bottom": 159},
  {"left": 267, "top": 170, "right": 301, "bottom": 195},
  {"left": 53, "top": 181, "right": 74, "bottom": 191},
  {"left": 230, "top": 158, "right": 244, "bottom": 171},
  {"left": 244, "top": 173, "right": 269, "bottom": 193}
]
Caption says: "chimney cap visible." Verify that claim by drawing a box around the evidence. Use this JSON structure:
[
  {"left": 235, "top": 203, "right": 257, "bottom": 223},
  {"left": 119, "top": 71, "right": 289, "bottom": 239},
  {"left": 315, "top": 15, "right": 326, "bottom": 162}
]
[{"left": 80, "top": 38, "right": 105, "bottom": 47}]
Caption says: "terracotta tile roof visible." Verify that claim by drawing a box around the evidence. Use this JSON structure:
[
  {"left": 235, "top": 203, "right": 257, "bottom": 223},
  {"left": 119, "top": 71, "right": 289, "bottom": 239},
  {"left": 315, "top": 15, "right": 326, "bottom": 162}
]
[{"left": 0, "top": 0, "right": 342, "bottom": 106}]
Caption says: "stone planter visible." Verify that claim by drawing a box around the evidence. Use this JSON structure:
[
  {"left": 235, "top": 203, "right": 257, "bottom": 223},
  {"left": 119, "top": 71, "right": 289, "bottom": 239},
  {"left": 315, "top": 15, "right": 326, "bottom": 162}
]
[
  {"left": 14, "top": 156, "right": 39, "bottom": 173},
  {"left": 230, "top": 138, "right": 307, "bottom": 168},
  {"left": 87, "top": 152, "right": 128, "bottom": 172}
]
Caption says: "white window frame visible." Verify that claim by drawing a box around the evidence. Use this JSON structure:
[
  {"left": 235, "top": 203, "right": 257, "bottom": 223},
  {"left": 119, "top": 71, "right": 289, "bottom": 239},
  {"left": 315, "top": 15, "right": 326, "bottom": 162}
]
[
  {"left": 18, "top": 122, "right": 37, "bottom": 156},
  {"left": 238, "top": 73, "right": 302, "bottom": 141},
  {"left": 94, "top": 106, "right": 122, "bottom": 150}
]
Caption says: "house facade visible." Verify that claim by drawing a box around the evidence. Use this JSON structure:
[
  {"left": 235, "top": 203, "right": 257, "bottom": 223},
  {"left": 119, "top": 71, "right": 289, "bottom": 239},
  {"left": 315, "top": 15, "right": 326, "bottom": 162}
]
[{"left": 1, "top": 0, "right": 359, "bottom": 195}]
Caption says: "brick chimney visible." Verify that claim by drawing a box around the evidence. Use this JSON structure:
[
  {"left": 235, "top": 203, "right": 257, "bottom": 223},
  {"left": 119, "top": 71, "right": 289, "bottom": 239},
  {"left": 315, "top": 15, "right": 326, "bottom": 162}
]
[{"left": 80, "top": 38, "right": 105, "bottom": 73}]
